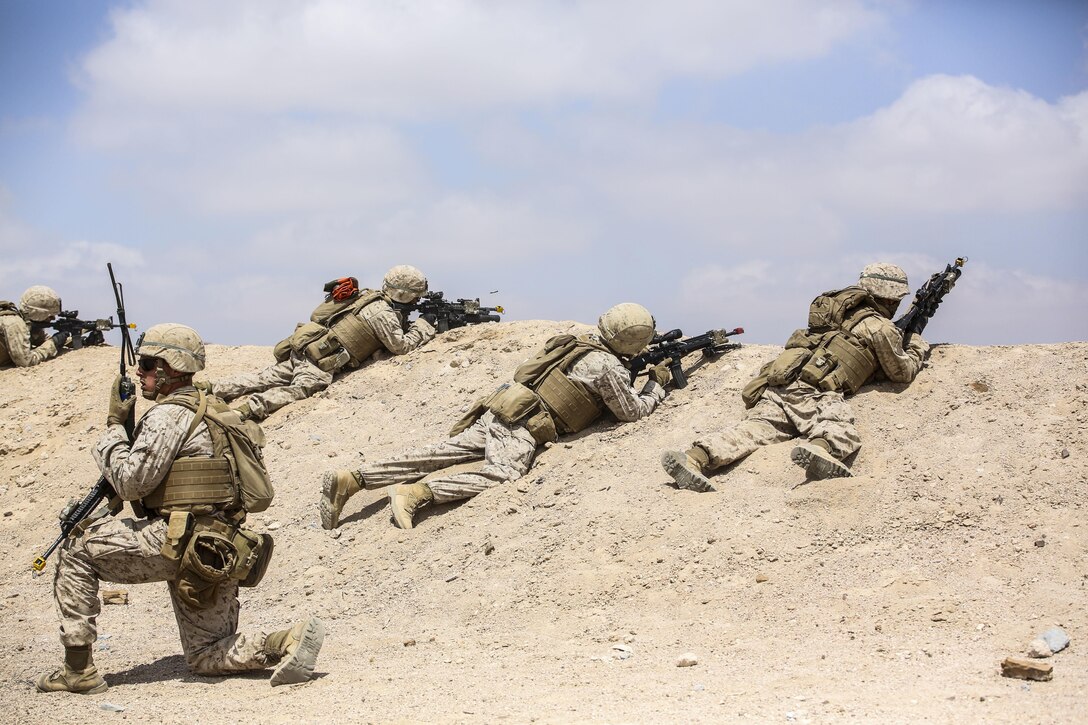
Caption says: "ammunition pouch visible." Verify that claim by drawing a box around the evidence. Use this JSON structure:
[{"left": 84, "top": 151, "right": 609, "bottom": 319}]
[
  {"left": 486, "top": 382, "right": 540, "bottom": 425},
  {"left": 741, "top": 361, "right": 772, "bottom": 409},
  {"left": 273, "top": 334, "right": 293, "bottom": 363},
  {"left": 233, "top": 529, "right": 274, "bottom": 588},
  {"left": 535, "top": 368, "right": 602, "bottom": 433},
  {"left": 799, "top": 331, "right": 877, "bottom": 395},
  {"left": 765, "top": 347, "right": 813, "bottom": 387},
  {"left": 142, "top": 457, "right": 236, "bottom": 512},
  {"left": 524, "top": 408, "right": 558, "bottom": 445},
  {"left": 287, "top": 322, "right": 346, "bottom": 372}
]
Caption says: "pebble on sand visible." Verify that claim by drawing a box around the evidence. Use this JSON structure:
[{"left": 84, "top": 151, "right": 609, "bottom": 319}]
[{"left": 677, "top": 653, "right": 698, "bottom": 667}]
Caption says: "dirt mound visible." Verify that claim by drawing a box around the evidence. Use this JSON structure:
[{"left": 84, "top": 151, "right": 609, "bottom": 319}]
[{"left": 1, "top": 322, "right": 1085, "bottom": 723}]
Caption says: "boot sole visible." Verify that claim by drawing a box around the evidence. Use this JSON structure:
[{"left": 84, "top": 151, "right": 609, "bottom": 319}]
[
  {"left": 790, "top": 444, "right": 852, "bottom": 481},
  {"left": 319, "top": 472, "right": 340, "bottom": 530},
  {"left": 660, "top": 451, "right": 713, "bottom": 492},
  {"left": 270, "top": 617, "right": 326, "bottom": 687}
]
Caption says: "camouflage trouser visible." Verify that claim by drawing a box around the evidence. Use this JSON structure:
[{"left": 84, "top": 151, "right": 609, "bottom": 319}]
[
  {"left": 53, "top": 515, "right": 273, "bottom": 675},
  {"left": 213, "top": 352, "right": 333, "bottom": 420},
  {"left": 696, "top": 380, "right": 861, "bottom": 470},
  {"left": 359, "top": 411, "right": 538, "bottom": 504}
]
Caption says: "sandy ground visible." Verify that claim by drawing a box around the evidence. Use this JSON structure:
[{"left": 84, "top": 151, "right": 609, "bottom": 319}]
[{"left": 0, "top": 321, "right": 1085, "bottom": 724}]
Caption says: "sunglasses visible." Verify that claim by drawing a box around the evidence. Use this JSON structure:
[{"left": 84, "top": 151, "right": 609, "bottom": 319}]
[{"left": 137, "top": 358, "right": 160, "bottom": 372}]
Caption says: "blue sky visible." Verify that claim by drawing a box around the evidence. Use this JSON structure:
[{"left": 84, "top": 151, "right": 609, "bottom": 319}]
[{"left": 1, "top": 0, "right": 1086, "bottom": 346}]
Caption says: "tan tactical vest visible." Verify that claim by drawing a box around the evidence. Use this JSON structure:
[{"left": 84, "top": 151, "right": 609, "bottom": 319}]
[
  {"left": 139, "top": 391, "right": 241, "bottom": 518},
  {"left": 309, "top": 289, "right": 386, "bottom": 367},
  {"left": 511, "top": 335, "right": 609, "bottom": 433}
]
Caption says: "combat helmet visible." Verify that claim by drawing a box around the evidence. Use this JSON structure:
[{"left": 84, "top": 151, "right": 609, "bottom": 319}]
[
  {"left": 19, "top": 286, "right": 61, "bottom": 322},
  {"left": 598, "top": 302, "right": 656, "bottom": 357},
  {"left": 382, "top": 265, "right": 428, "bottom": 304},
  {"left": 137, "top": 323, "right": 206, "bottom": 373},
  {"left": 858, "top": 263, "right": 910, "bottom": 301}
]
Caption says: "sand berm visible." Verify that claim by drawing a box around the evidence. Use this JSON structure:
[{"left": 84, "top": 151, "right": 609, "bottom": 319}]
[{"left": 1, "top": 320, "right": 1085, "bottom": 723}]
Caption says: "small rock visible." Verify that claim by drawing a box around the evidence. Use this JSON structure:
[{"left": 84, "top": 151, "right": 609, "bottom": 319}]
[
  {"left": 677, "top": 653, "right": 698, "bottom": 667},
  {"left": 101, "top": 590, "right": 128, "bottom": 606},
  {"left": 99, "top": 702, "right": 126, "bottom": 712},
  {"left": 755, "top": 573, "right": 768, "bottom": 583},
  {"left": 445, "top": 574, "right": 459, "bottom": 583},
  {"left": 1034, "top": 539, "right": 1046, "bottom": 548},
  {"left": 1060, "top": 448, "right": 1070, "bottom": 459},
  {"left": 1040, "top": 627, "right": 1070, "bottom": 654},
  {"left": 1027, "top": 638, "right": 1053, "bottom": 658},
  {"left": 1001, "top": 656, "right": 1053, "bottom": 681},
  {"left": 403, "top": 639, "right": 417, "bottom": 647},
  {"left": 327, "top": 529, "right": 342, "bottom": 540}
]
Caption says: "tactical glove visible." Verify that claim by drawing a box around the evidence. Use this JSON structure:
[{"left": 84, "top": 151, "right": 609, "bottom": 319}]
[
  {"left": 421, "top": 313, "right": 438, "bottom": 327},
  {"left": 107, "top": 374, "right": 137, "bottom": 427},
  {"left": 51, "top": 331, "right": 71, "bottom": 350},
  {"left": 58, "top": 497, "right": 80, "bottom": 523},
  {"left": 649, "top": 362, "right": 672, "bottom": 388}
]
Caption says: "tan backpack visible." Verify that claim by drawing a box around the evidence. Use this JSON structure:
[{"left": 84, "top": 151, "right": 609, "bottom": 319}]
[{"left": 173, "top": 391, "right": 276, "bottom": 514}]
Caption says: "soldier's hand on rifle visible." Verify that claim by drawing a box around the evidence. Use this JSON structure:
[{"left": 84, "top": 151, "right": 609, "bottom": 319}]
[
  {"left": 50, "top": 330, "right": 71, "bottom": 350},
  {"left": 421, "top": 313, "right": 438, "bottom": 327},
  {"left": 648, "top": 362, "right": 673, "bottom": 388},
  {"left": 907, "top": 335, "right": 930, "bottom": 360},
  {"left": 58, "top": 497, "right": 80, "bottom": 522},
  {"left": 107, "top": 374, "right": 137, "bottom": 427}
]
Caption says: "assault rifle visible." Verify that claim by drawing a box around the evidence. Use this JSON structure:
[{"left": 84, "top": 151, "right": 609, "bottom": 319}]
[
  {"left": 629, "top": 327, "right": 744, "bottom": 389},
  {"left": 895, "top": 257, "right": 967, "bottom": 347},
  {"left": 410, "top": 291, "right": 504, "bottom": 333},
  {"left": 32, "top": 310, "right": 132, "bottom": 349},
  {"left": 33, "top": 264, "right": 135, "bottom": 572}
]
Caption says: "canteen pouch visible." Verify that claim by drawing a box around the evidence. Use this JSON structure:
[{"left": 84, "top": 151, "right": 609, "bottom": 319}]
[{"left": 232, "top": 528, "right": 274, "bottom": 588}]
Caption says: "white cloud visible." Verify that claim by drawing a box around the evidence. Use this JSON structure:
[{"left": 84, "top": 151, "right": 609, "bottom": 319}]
[{"left": 72, "top": 0, "right": 882, "bottom": 145}]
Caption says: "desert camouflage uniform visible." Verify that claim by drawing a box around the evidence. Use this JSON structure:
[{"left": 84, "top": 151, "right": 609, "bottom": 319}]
[
  {"left": 52, "top": 386, "right": 275, "bottom": 674},
  {"left": 0, "top": 314, "right": 60, "bottom": 368},
  {"left": 360, "top": 341, "right": 665, "bottom": 503},
  {"left": 215, "top": 299, "right": 435, "bottom": 420},
  {"left": 696, "top": 316, "right": 929, "bottom": 468}
]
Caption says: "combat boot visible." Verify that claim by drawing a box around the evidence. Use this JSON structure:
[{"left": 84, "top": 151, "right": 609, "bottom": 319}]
[
  {"left": 390, "top": 482, "right": 434, "bottom": 530},
  {"left": 265, "top": 617, "right": 326, "bottom": 687},
  {"left": 36, "top": 645, "right": 108, "bottom": 694},
  {"left": 320, "top": 470, "right": 363, "bottom": 529},
  {"left": 791, "top": 439, "right": 852, "bottom": 480},
  {"left": 661, "top": 446, "right": 714, "bottom": 492}
]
